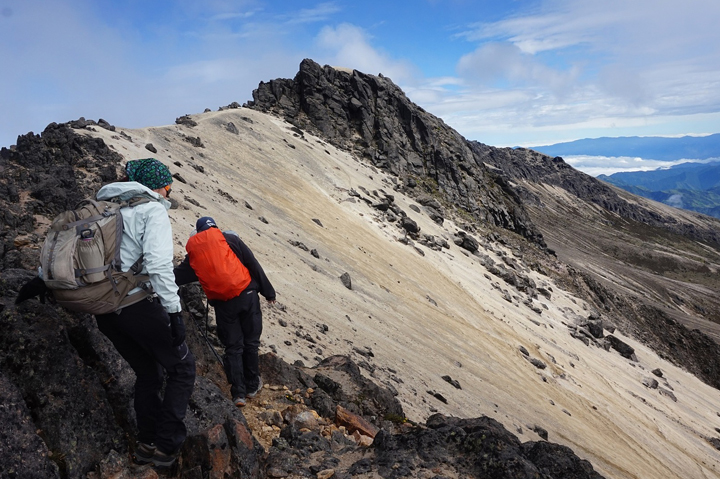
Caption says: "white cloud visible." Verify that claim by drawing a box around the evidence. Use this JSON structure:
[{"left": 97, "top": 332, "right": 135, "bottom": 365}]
[
  {"left": 563, "top": 156, "right": 720, "bottom": 177},
  {"left": 315, "top": 23, "right": 418, "bottom": 84}
]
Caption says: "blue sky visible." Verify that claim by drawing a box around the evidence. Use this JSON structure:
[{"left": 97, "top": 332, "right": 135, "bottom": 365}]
[{"left": 2, "top": 0, "right": 720, "bottom": 174}]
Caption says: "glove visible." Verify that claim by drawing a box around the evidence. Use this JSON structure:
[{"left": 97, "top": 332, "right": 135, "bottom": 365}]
[
  {"left": 16, "top": 276, "right": 49, "bottom": 305},
  {"left": 169, "top": 312, "right": 186, "bottom": 347}
]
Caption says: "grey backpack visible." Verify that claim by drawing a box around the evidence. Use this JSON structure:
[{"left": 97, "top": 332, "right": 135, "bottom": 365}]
[{"left": 40, "top": 197, "right": 154, "bottom": 314}]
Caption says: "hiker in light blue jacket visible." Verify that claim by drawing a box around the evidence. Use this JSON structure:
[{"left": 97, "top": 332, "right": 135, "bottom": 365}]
[
  {"left": 94, "top": 159, "right": 195, "bottom": 469},
  {"left": 16, "top": 158, "right": 195, "bottom": 469}
]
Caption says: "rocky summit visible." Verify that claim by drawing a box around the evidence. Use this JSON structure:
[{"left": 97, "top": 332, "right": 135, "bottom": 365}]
[{"left": 1, "top": 59, "right": 720, "bottom": 479}]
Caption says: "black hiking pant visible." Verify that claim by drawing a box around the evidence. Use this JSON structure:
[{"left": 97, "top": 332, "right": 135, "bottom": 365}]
[
  {"left": 96, "top": 297, "right": 196, "bottom": 455},
  {"left": 212, "top": 289, "right": 262, "bottom": 399}
]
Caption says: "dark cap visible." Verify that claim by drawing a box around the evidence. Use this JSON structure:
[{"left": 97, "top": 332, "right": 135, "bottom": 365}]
[{"left": 196, "top": 216, "right": 217, "bottom": 232}]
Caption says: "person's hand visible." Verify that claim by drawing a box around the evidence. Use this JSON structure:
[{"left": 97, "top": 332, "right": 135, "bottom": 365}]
[
  {"left": 169, "top": 312, "right": 186, "bottom": 346},
  {"left": 15, "top": 276, "right": 49, "bottom": 305}
]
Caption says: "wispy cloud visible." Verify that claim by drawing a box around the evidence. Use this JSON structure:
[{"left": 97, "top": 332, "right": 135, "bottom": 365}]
[
  {"left": 285, "top": 2, "right": 341, "bottom": 24},
  {"left": 208, "top": 11, "right": 257, "bottom": 22}
]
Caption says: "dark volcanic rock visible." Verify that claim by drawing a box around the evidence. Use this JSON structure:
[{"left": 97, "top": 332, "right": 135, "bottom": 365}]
[
  {"left": 606, "top": 334, "right": 637, "bottom": 361},
  {"left": 256, "top": 355, "right": 604, "bottom": 479},
  {"left": 176, "top": 114, "right": 198, "bottom": 127},
  {"left": 400, "top": 216, "right": 419, "bottom": 234},
  {"left": 454, "top": 230, "right": 479, "bottom": 253},
  {"left": 0, "top": 371, "right": 60, "bottom": 478},
  {"left": 370, "top": 414, "right": 604, "bottom": 479},
  {"left": 340, "top": 272, "right": 352, "bottom": 289},
  {"left": 2, "top": 273, "right": 127, "bottom": 477},
  {"left": 247, "top": 59, "right": 545, "bottom": 247}
]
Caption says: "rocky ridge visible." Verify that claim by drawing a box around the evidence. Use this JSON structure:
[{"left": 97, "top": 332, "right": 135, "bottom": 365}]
[
  {"left": 0, "top": 123, "right": 606, "bottom": 478},
  {"left": 246, "top": 59, "right": 720, "bottom": 391}
]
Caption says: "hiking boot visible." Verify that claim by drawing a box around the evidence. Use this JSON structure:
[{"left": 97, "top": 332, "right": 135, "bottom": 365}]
[
  {"left": 132, "top": 442, "right": 156, "bottom": 465},
  {"left": 151, "top": 449, "right": 178, "bottom": 469},
  {"left": 247, "top": 378, "right": 263, "bottom": 398},
  {"left": 234, "top": 396, "right": 246, "bottom": 407}
]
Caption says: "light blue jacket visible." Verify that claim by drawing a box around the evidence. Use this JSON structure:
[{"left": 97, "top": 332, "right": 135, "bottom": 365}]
[{"left": 96, "top": 182, "right": 181, "bottom": 313}]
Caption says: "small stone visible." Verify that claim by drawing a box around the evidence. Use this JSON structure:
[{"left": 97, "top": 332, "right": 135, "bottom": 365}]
[
  {"left": 14, "top": 237, "right": 30, "bottom": 247},
  {"left": 441, "top": 375, "right": 462, "bottom": 390},
  {"left": 352, "top": 431, "right": 374, "bottom": 447},
  {"left": 532, "top": 425, "right": 548, "bottom": 440},
  {"left": 317, "top": 469, "right": 335, "bottom": 479},
  {"left": 427, "top": 390, "right": 448, "bottom": 404},
  {"left": 528, "top": 357, "right": 547, "bottom": 369},
  {"left": 172, "top": 172, "right": 187, "bottom": 183},
  {"left": 267, "top": 467, "right": 289, "bottom": 478},
  {"left": 642, "top": 377, "right": 659, "bottom": 389},
  {"left": 659, "top": 387, "right": 677, "bottom": 402}
]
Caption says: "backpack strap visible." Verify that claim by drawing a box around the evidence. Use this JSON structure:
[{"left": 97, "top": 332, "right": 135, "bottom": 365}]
[{"left": 129, "top": 254, "right": 145, "bottom": 274}]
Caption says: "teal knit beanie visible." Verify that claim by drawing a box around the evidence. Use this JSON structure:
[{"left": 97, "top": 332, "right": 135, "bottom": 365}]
[{"left": 125, "top": 158, "right": 173, "bottom": 190}]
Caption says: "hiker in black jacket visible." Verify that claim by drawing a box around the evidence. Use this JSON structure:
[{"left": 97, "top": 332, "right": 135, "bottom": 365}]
[{"left": 174, "top": 216, "right": 275, "bottom": 407}]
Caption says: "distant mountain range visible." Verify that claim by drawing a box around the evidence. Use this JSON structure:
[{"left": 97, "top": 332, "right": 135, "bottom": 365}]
[
  {"left": 597, "top": 161, "right": 720, "bottom": 218},
  {"left": 530, "top": 135, "right": 720, "bottom": 219},
  {"left": 530, "top": 133, "right": 720, "bottom": 161}
]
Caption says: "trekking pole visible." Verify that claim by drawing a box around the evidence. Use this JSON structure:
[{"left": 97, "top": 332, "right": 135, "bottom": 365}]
[{"left": 189, "top": 302, "right": 224, "bottom": 365}]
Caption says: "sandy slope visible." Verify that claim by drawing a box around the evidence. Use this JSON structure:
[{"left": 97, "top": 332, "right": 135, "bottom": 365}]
[{"left": 81, "top": 109, "right": 720, "bottom": 479}]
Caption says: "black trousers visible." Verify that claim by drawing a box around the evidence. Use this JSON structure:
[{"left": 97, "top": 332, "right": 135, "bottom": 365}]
[
  {"left": 213, "top": 289, "right": 262, "bottom": 399},
  {"left": 96, "top": 297, "right": 196, "bottom": 454}
]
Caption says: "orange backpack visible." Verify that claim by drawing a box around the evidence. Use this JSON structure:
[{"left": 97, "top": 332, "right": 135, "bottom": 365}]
[{"left": 185, "top": 227, "right": 252, "bottom": 300}]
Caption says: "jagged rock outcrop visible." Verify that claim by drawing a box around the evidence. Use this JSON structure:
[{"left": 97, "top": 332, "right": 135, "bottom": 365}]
[
  {"left": 0, "top": 123, "right": 122, "bottom": 270},
  {"left": 246, "top": 58, "right": 545, "bottom": 247}
]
